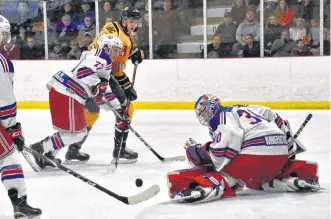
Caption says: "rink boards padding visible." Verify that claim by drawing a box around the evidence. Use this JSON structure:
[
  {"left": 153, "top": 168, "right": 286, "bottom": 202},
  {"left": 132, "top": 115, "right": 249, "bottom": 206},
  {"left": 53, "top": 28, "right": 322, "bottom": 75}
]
[{"left": 17, "top": 101, "right": 330, "bottom": 110}]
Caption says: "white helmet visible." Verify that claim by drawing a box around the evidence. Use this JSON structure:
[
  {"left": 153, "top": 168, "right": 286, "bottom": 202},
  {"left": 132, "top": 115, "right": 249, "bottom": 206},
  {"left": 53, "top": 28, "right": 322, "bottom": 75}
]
[
  {"left": 0, "top": 15, "right": 11, "bottom": 43},
  {"left": 96, "top": 34, "right": 123, "bottom": 52}
]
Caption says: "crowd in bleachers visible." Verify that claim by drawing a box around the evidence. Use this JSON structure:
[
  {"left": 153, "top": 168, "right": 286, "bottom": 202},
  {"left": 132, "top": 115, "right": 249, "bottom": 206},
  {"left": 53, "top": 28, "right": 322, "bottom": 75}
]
[{"left": 0, "top": 0, "right": 329, "bottom": 60}]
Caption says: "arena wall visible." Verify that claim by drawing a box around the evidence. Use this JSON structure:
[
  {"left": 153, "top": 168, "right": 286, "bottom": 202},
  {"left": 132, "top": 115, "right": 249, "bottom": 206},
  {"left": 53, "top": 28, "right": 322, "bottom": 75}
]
[{"left": 14, "top": 56, "right": 330, "bottom": 110}]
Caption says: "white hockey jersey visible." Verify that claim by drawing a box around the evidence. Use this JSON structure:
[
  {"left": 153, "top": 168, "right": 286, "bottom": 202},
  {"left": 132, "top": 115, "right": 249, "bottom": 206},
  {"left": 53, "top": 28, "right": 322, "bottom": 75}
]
[
  {"left": 47, "top": 49, "right": 114, "bottom": 105},
  {"left": 207, "top": 105, "right": 288, "bottom": 172},
  {"left": 0, "top": 53, "right": 16, "bottom": 129}
]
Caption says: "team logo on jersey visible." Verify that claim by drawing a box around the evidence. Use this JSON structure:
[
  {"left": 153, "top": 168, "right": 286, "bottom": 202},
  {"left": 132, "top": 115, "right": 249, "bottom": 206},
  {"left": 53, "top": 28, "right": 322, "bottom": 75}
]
[{"left": 106, "top": 25, "right": 116, "bottom": 34}]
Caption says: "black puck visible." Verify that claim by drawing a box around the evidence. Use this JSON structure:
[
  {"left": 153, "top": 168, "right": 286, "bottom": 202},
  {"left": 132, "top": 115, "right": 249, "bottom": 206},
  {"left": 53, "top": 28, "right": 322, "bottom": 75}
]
[{"left": 135, "top": 178, "right": 143, "bottom": 187}]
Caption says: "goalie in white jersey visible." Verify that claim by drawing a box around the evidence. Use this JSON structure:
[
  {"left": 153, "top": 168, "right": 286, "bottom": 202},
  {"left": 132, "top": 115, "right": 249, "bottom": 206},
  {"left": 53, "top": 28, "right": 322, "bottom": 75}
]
[
  {"left": 30, "top": 34, "right": 129, "bottom": 169},
  {"left": 0, "top": 15, "right": 42, "bottom": 218},
  {"left": 168, "top": 94, "right": 320, "bottom": 203}
]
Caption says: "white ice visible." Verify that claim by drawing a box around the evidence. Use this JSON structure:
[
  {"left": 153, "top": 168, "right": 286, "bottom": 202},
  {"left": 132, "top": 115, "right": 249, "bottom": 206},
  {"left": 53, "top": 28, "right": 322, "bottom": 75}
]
[{"left": 0, "top": 110, "right": 330, "bottom": 219}]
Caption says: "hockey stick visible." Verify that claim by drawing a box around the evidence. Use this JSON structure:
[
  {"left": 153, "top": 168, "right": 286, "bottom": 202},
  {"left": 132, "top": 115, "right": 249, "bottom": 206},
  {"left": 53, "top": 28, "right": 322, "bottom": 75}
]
[
  {"left": 21, "top": 150, "right": 41, "bottom": 172},
  {"left": 288, "top": 113, "right": 312, "bottom": 157},
  {"left": 23, "top": 146, "right": 160, "bottom": 204},
  {"left": 102, "top": 97, "right": 185, "bottom": 163}
]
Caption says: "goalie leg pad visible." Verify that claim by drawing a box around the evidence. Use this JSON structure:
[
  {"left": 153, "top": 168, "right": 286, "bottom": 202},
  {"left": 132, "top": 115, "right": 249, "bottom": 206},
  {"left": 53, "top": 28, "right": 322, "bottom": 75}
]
[{"left": 278, "top": 160, "right": 318, "bottom": 181}]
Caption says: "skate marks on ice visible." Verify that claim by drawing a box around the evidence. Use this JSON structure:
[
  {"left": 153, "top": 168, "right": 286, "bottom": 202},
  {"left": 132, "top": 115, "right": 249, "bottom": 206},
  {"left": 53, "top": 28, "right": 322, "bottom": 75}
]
[{"left": 136, "top": 186, "right": 330, "bottom": 219}]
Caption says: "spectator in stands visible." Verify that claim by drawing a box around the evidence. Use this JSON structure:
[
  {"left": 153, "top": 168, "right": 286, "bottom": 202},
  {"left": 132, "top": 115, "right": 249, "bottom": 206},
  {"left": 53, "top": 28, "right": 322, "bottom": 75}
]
[
  {"left": 242, "top": 33, "right": 260, "bottom": 57},
  {"left": 291, "top": 39, "right": 313, "bottom": 56},
  {"left": 78, "top": 32, "right": 93, "bottom": 52},
  {"left": 49, "top": 41, "right": 65, "bottom": 60},
  {"left": 57, "top": 3, "right": 75, "bottom": 21},
  {"left": 12, "top": 25, "right": 29, "bottom": 49},
  {"left": 67, "top": 39, "right": 81, "bottom": 60},
  {"left": 309, "top": 18, "right": 327, "bottom": 48},
  {"left": 33, "top": 19, "right": 57, "bottom": 47},
  {"left": 289, "top": 17, "right": 307, "bottom": 41},
  {"left": 264, "top": 15, "right": 283, "bottom": 55},
  {"left": 232, "top": 9, "right": 260, "bottom": 57},
  {"left": 214, "top": 12, "right": 237, "bottom": 55},
  {"left": 271, "top": 30, "right": 295, "bottom": 56},
  {"left": 0, "top": 39, "right": 20, "bottom": 60},
  {"left": 74, "top": 2, "right": 95, "bottom": 27},
  {"left": 56, "top": 14, "right": 78, "bottom": 44},
  {"left": 230, "top": 0, "right": 247, "bottom": 26},
  {"left": 130, "top": 31, "right": 139, "bottom": 45},
  {"left": 77, "top": 16, "right": 96, "bottom": 43},
  {"left": 295, "top": 0, "right": 318, "bottom": 26},
  {"left": 20, "top": 36, "right": 44, "bottom": 59},
  {"left": 324, "top": 29, "right": 330, "bottom": 55},
  {"left": 324, "top": 0, "right": 330, "bottom": 29},
  {"left": 100, "top": 1, "right": 120, "bottom": 27},
  {"left": 154, "top": 0, "right": 179, "bottom": 58},
  {"left": 139, "top": 12, "right": 158, "bottom": 59},
  {"left": 115, "top": 0, "right": 129, "bottom": 11},
  {"left": 273, "top": 0, "right": 293, "bottom": 28},
  {"left": 17, "top": 0, "right": 30, "bottom": 24},
  {"left": 201, "top": 35, "right": 228, "bottom": 58}
]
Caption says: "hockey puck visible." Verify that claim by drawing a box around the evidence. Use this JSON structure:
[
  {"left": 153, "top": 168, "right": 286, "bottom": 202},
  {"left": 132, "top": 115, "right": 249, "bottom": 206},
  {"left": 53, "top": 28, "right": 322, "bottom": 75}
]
[{"left": 135, "top": 178, "right": 143, "bottom": 187}]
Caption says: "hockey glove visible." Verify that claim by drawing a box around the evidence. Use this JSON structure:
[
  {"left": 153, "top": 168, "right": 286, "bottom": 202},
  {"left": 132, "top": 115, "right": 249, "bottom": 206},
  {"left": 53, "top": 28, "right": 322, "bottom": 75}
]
[
  {"left": 115, "top": 106, "right": 131, "bottom": 128},
  {"left": 184, "top": 138, "right": 213, "bottom": 171},
  {"left": 6, "top": 122, "right": 25, "bottom": 151},
  {"left": 91, "top": 78, "right": 108, "bottom": 97},
  {"left": 131, "top": 47, "right": 144, "bottom": 64},
  {"left": 122, "top": 83, "right": 137, "bottom": 101}
]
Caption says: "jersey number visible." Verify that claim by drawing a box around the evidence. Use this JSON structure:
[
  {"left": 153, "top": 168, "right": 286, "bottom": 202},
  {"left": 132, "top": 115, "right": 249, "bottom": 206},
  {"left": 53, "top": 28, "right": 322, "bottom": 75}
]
[{"left": 237, "top": 109, "right": 263, "bottom": 125}]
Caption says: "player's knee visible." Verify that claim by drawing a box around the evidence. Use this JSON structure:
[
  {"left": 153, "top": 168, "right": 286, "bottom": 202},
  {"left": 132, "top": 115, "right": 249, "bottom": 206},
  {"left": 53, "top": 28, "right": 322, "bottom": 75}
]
[
  {"left": 84, "top": 110, "right": 100, "bottom": 128},
  {"left": 85, "top": 98, "right": 100, "bottom": 113}
]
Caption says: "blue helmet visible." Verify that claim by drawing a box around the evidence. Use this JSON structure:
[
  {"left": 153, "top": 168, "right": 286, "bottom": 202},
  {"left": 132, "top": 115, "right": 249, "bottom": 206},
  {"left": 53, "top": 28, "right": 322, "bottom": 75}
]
[{"left": 194, "top": 94, "right": 222, "bottom": 126}]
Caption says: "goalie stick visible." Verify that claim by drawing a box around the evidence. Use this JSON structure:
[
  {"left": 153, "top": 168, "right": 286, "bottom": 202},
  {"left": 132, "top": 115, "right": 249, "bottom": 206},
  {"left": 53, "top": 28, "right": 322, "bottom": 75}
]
[{"left": 23, "top": 146, "right": 160, "bottom": 204}]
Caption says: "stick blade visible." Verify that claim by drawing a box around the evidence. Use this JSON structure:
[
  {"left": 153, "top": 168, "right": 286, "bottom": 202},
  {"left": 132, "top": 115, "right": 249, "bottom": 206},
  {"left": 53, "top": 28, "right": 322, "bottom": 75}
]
[
  {"left": 162, "top": 155, "right": 186, "bottom": 163},
  {"left": 127, "top": 184, "right": 160, "bottom": 205}
]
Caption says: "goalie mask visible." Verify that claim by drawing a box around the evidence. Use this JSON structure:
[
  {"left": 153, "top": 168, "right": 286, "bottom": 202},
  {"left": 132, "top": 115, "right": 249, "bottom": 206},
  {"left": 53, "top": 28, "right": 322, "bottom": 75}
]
[
  {"left": 195, "top": 94, "right": 222, "bottom": 126},
  {"left": 0, "top": 15, "right": 11, "bottom": 44}
]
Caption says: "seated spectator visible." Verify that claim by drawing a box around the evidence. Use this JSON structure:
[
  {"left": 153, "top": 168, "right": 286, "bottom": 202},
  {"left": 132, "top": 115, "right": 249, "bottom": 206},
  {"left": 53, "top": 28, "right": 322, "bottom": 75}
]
[
  {"left": 200, "top": 35, "right": 228, "bottom": 58},
  {"left": 20, "top": 36, "right": 44, "bottom": 59},
  {"left": 49, "top": 41, "right": 65, "bottom": 60},
  {"left": 11, "top": 25, "right": 27, "bottom": 49},
  {"left": 289, "top": 17, "right": 307, "bottom": 41},
  {"left": 78, "top": 32, "right": 93, "bottom": 52},
  {"left": 214, "top": 12, "right": 237, "bottom": 54},
  {"left": 73, "top": 2, "right": 95, "bottom": 27},
  {"left": 0, "top": 40, "right": 20, "bottom": 60},
  {"left": 274, "top": 0, "right": 293, "bottom": 28},
  {"left": 230, "top": 0, "right": 247, "bottom": 26},
  {"left": 100, "top": 1, "right": 119, "bottom": 27},
  {"left": 271, "top": 30, "right": 295, "bottom": 56},
  {"left": 77, "top": 16, "right": 96, "bottom": 43},
  {"left": 33, "top": 19, "right": 57, "bottom": 47},
  {"left": 56, "top": 14, "right": 78, "bottom": 44},
  {"left": 309, "top": 18, "right": 328, "bottom": 48},
  {"left": 67, "top": 39, "right": 81, "bottom": 60},
  {"left": 115, "top": 0, "right": 130, "bottom": 11},
  {"left": 242, "top": 33, "right": 260, "bottom": 57},
  {"left": 264, "top": 15, "right": 283, "bottom": 54},
  {"left": 130, "top": 31, "right": 139, "bottom": 45},
  {"left": 232, "top": 9, "right": 260, "bottom": 57},
  {"left": 294, "top": 0, "right": 318, "bottom": 26},
  {"left": 291, "top": 39, "right": 313, "bottom": 56},
  {"left": 138, "top": 12, "right": 159, "bottom": 59},
  {"left": 57, "top": 3, "right": 75, "bottom": 21}
]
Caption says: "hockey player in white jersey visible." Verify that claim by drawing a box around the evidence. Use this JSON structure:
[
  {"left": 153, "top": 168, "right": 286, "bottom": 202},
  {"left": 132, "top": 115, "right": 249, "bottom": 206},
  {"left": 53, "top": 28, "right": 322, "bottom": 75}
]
[
  {"left": 0, "top": 15, "right": 42, "bottom": 218},
  {"left": 30, "top": 34, "right": 129, "bottom": 169},
  {"left": 168, "top": 94, "right": 320, "bottom": 203}
]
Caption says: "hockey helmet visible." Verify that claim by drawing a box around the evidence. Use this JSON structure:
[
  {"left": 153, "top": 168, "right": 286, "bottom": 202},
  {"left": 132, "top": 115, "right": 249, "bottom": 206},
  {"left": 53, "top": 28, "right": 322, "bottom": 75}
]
[
  {"left": 0, "top": 15, "right": 11, "bottom": 43},
  {"left": 96, "top": 34, "right": 123, "bottom": 53},
  {"left": 194, "top": 94, "right": 222, "bottom": 126},
  {"left": 121, "top": 6, "right": 141, "bottom": 21}
]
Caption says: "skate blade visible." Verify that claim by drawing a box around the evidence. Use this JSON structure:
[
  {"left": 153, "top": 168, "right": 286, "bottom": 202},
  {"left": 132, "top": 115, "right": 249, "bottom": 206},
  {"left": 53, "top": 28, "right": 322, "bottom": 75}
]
[
  {"left": 14, "top": 213, "right": 41, "bottom": 219},
  {"left": 110, "top": 158, "right": 137, "bottom": 164},
  {"left": 63, "top": 159, "right": 89, "bottom": 165}
]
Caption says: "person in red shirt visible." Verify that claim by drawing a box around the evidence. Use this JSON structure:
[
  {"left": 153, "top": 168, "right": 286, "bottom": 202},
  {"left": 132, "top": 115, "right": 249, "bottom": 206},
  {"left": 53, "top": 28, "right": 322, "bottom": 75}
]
[
  {"left": 0, "top": 40, "right": 20, "bottom": 60},
  {"left": 274, "top": 0, "right": 293, "bottom": 27}
]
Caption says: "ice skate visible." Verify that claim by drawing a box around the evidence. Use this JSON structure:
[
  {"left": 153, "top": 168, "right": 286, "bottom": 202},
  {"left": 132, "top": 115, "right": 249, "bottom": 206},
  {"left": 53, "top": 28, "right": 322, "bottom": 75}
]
[{"left": 9, "top": 189, "right": 42, "bottom": 219}]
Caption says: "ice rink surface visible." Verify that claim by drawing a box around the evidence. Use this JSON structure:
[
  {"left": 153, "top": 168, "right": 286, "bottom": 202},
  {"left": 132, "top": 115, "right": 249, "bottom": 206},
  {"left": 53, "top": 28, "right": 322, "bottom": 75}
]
[{"left": 0, "top": 110, "right": 330, "bottom": 219}]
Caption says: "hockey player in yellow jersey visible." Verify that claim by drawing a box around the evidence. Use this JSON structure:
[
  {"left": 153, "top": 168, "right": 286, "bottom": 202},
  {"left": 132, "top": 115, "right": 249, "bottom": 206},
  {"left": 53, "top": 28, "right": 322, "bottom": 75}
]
[{"left": 65, "top": 7, "right": 144, "bottom": 164}]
